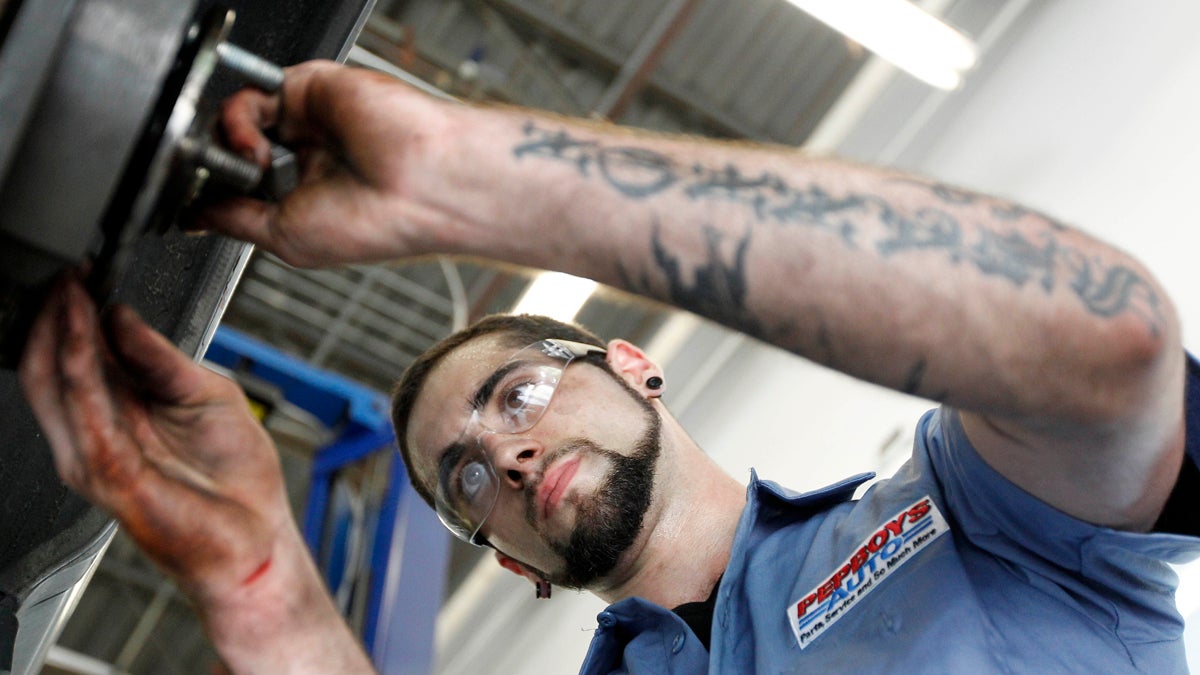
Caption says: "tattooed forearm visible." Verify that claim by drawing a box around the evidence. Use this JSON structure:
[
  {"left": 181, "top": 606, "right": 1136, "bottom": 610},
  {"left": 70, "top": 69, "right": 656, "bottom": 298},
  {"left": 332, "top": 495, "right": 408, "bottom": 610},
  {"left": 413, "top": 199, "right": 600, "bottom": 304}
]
[{"left": 513, "top": 121, "right": 1165, "bottom": 336}]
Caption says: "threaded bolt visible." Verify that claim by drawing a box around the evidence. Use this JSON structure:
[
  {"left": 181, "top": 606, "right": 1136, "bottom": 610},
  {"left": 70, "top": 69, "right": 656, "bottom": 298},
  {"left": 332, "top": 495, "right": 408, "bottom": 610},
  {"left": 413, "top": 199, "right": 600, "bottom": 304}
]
[
  {"left": 216, "top": 42, "right": 285, "bottom": 93},
  {"left": 178, "top": 137, "right": 262, "bottom": 193}
]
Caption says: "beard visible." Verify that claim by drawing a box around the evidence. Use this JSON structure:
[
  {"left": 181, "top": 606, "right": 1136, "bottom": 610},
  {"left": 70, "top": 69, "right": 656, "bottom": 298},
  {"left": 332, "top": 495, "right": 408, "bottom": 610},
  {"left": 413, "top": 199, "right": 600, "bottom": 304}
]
[{"left": 528, "top": 400, "right": 661, "bottom": 590}]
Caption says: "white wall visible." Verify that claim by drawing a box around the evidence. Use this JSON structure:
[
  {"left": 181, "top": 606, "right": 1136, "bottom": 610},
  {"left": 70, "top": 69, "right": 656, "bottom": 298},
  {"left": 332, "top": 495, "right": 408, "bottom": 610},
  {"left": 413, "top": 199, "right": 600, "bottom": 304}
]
[{"left": 435, "top": 2, "right": 1200, "bottom": 671}]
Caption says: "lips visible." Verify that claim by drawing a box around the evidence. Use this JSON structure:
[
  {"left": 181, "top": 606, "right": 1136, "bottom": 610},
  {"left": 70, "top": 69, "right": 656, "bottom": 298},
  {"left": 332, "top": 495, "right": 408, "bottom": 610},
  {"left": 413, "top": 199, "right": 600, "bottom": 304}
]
[{"left": 538, "top": 455, "right": 581, "bottom": 521}]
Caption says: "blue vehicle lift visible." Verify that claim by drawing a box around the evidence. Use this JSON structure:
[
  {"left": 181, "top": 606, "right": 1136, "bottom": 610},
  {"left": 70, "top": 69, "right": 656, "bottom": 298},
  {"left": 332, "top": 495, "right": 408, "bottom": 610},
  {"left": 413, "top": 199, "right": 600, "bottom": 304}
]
[{"left": 204, "top": 326, "right": 449, "bottom": 673}]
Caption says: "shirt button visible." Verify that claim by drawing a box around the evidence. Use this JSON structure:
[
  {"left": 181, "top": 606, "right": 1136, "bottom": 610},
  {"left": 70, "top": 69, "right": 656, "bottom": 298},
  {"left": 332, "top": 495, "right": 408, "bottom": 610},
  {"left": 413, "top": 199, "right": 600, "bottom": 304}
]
[
  {"left": 671, "top": 633, "right": 685, "bottom": 654},
  {"left": 597, "top": 612, "right": 617, "bottom": 628}
]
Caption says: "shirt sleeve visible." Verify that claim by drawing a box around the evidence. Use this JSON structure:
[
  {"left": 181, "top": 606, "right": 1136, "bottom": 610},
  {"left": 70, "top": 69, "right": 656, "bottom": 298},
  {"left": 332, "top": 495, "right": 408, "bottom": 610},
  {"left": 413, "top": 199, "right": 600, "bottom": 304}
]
[
  {"left": 918, "top": 365, "right": 1200, "bottom": 645},
  {"left": 926, "top": 350, "right": 1200, "bottom": 566},
  {"left": 926, "top": 408, "right": 1200, "bottom": 566}
]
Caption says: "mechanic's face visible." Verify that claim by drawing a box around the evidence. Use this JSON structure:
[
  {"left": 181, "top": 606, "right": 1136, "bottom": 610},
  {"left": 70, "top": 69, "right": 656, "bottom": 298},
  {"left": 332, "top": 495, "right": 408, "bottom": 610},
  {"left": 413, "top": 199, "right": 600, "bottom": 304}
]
[{"left": 407, "top": 336, "right": 662, "bottom": 588}]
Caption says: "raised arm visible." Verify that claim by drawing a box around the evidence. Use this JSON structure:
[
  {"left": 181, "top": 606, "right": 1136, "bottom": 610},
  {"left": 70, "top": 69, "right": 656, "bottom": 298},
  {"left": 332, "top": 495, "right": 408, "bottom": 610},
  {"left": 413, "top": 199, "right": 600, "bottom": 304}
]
[
  {"left": 19, "top": 279, "right": 376, "bottom": 674},
  {"left": 214, "top": 61, "right": 1185, "bottom": 531}
]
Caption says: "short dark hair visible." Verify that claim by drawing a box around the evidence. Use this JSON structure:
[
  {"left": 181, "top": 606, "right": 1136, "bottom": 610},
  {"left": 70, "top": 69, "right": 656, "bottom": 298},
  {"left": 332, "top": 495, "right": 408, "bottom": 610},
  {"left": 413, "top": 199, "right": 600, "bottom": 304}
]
[{"left": 390, "top": 314, "right": 606, "bottom": 508}]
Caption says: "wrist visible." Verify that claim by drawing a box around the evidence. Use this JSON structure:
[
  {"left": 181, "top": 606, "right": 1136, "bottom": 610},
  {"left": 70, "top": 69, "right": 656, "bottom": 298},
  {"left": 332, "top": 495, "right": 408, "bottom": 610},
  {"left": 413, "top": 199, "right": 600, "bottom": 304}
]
[
  {"left": 404, "top": 103, "right": 578, "bottom": 266},
  {"left": 196, "top": 527, "right": 373, "bottom": 673}
]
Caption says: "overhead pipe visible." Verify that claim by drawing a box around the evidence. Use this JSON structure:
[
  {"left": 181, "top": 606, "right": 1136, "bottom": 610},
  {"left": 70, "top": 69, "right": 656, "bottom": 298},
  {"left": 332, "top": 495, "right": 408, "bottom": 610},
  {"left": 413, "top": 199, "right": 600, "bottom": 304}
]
[{"left": 592, "top": 0, "right": 701, "bottom": 120}]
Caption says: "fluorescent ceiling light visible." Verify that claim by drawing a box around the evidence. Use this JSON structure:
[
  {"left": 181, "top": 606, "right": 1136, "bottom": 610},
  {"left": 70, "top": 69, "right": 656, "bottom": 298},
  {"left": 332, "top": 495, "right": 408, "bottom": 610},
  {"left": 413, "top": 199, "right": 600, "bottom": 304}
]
[
  {"left": 786, "top": 0, "right": 977, "bottom": 90},
  {"left": 511, "top": 272, "right": 598, "bottom": 322}
]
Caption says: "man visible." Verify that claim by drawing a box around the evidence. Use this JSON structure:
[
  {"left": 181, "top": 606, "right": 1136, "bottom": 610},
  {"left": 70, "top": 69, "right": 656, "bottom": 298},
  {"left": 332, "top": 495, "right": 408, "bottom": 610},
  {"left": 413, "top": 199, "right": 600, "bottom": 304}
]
[{"left": 19, "top": 60, "right": 1199, "bottom": 672}]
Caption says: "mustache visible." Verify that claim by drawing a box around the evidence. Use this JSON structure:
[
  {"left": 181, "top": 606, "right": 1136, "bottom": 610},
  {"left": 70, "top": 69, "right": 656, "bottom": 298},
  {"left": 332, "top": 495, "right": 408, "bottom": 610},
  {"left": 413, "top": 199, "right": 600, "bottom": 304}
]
[{"left": 522, "top": 438, "right": 603, "bottom": 528}]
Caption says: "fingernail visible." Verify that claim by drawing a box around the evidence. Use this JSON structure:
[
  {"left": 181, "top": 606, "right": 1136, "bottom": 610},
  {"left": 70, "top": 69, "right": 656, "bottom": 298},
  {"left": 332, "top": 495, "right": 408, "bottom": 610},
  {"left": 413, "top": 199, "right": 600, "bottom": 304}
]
[{"left": 113, "top": 304, "right": 140, "bottom": 325}]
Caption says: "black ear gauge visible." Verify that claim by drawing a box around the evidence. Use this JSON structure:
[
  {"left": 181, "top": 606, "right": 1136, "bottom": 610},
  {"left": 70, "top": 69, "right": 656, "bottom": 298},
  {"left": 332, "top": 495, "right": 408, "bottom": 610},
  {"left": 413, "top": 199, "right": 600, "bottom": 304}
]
[{"left": 646, "top": 376, "right": 664, "bottom": 390}]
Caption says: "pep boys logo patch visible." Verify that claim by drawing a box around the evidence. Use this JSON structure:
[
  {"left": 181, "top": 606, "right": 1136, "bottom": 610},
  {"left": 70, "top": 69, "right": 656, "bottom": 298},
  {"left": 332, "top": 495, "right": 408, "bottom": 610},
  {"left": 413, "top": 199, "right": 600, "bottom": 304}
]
[{"left": 788, "top": 496, "right": 949, "bottom": 649}]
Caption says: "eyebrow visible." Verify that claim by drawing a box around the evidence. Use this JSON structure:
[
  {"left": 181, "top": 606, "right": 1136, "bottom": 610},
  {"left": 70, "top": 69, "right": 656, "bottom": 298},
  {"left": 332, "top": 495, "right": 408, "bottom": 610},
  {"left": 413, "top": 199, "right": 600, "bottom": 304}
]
[{"left": 471, "top": 360, "right": 525, "bottom": 411}]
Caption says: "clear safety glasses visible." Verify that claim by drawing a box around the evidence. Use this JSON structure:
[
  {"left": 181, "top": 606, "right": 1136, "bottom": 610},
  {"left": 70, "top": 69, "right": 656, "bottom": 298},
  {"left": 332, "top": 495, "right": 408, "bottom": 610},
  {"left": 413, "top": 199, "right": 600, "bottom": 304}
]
[{"left": 432, "top": 339, "right": 607, "bottom": 546}]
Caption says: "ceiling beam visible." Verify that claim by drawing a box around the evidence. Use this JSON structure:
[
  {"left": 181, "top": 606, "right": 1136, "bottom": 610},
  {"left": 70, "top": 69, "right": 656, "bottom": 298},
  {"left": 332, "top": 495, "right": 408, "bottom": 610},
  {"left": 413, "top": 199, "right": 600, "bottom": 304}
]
[
  {"left": 592, "top": 0, "right": 701, "bottom": 120},
  {"left": 481, "top": 0, "right": 764, "bottom": 138}
]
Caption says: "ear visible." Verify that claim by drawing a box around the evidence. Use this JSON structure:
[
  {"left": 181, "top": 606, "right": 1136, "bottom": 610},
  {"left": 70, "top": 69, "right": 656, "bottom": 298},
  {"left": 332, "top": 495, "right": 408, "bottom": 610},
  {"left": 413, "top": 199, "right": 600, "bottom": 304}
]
[
  {"left": 605, "top": 339, "right": 665, "bottom": 398},
  {"left": 494, "top": 551, "right": 542, "bottom": 584}
]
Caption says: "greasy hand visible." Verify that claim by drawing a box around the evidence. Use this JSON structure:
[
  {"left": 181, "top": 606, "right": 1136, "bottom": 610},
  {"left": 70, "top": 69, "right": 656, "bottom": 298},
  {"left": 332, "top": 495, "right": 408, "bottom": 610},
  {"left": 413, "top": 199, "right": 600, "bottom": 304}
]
[
  {"left": 19, "top": 279, "right": 288, "bottom": 603},
  {"left": 202, "top": 60, "right": 455, "bottom": 267}
]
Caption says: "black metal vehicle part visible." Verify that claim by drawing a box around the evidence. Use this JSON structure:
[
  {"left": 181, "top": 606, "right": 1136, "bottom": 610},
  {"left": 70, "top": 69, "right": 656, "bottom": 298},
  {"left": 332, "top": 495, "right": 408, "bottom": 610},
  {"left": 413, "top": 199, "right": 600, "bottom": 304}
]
[
  {"left": 0, "top": 1, "right": 291, "bottom": 368},
  {"left": 0, "top": 0, "right": 374, "bottom": 671}
]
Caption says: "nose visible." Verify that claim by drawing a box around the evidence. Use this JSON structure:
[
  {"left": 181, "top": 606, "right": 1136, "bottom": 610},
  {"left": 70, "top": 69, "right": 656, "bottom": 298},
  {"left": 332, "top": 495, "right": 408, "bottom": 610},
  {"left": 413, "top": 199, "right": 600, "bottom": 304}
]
[{"left": 479, "top": 432, "right": 543, "bottom": 488}]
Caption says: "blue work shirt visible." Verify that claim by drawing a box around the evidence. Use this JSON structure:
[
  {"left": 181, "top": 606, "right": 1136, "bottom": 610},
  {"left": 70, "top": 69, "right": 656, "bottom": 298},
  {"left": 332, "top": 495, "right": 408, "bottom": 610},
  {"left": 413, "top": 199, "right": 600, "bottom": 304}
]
[{"left": 579, "top": 356, "right": 1200, "bottom": 673}]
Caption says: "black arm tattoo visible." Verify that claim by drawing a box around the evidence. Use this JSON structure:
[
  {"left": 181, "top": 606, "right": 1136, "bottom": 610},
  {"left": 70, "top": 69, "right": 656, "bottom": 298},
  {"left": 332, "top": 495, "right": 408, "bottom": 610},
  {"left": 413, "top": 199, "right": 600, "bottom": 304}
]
[
  {"left": 902, "top": 358, "right": 928, "bottom": 396},
  {"left": 617, "top": 221, "right": 765, "bottom": 338},
  {"left": 513, "top": 122, "right": 1166, "bottom": 337},
  {"left": 512, "top": 122, "right": 677, "bottom": 198},
  {"left": 875, "top": 181, "right": 1165, "bottom": 334}
]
